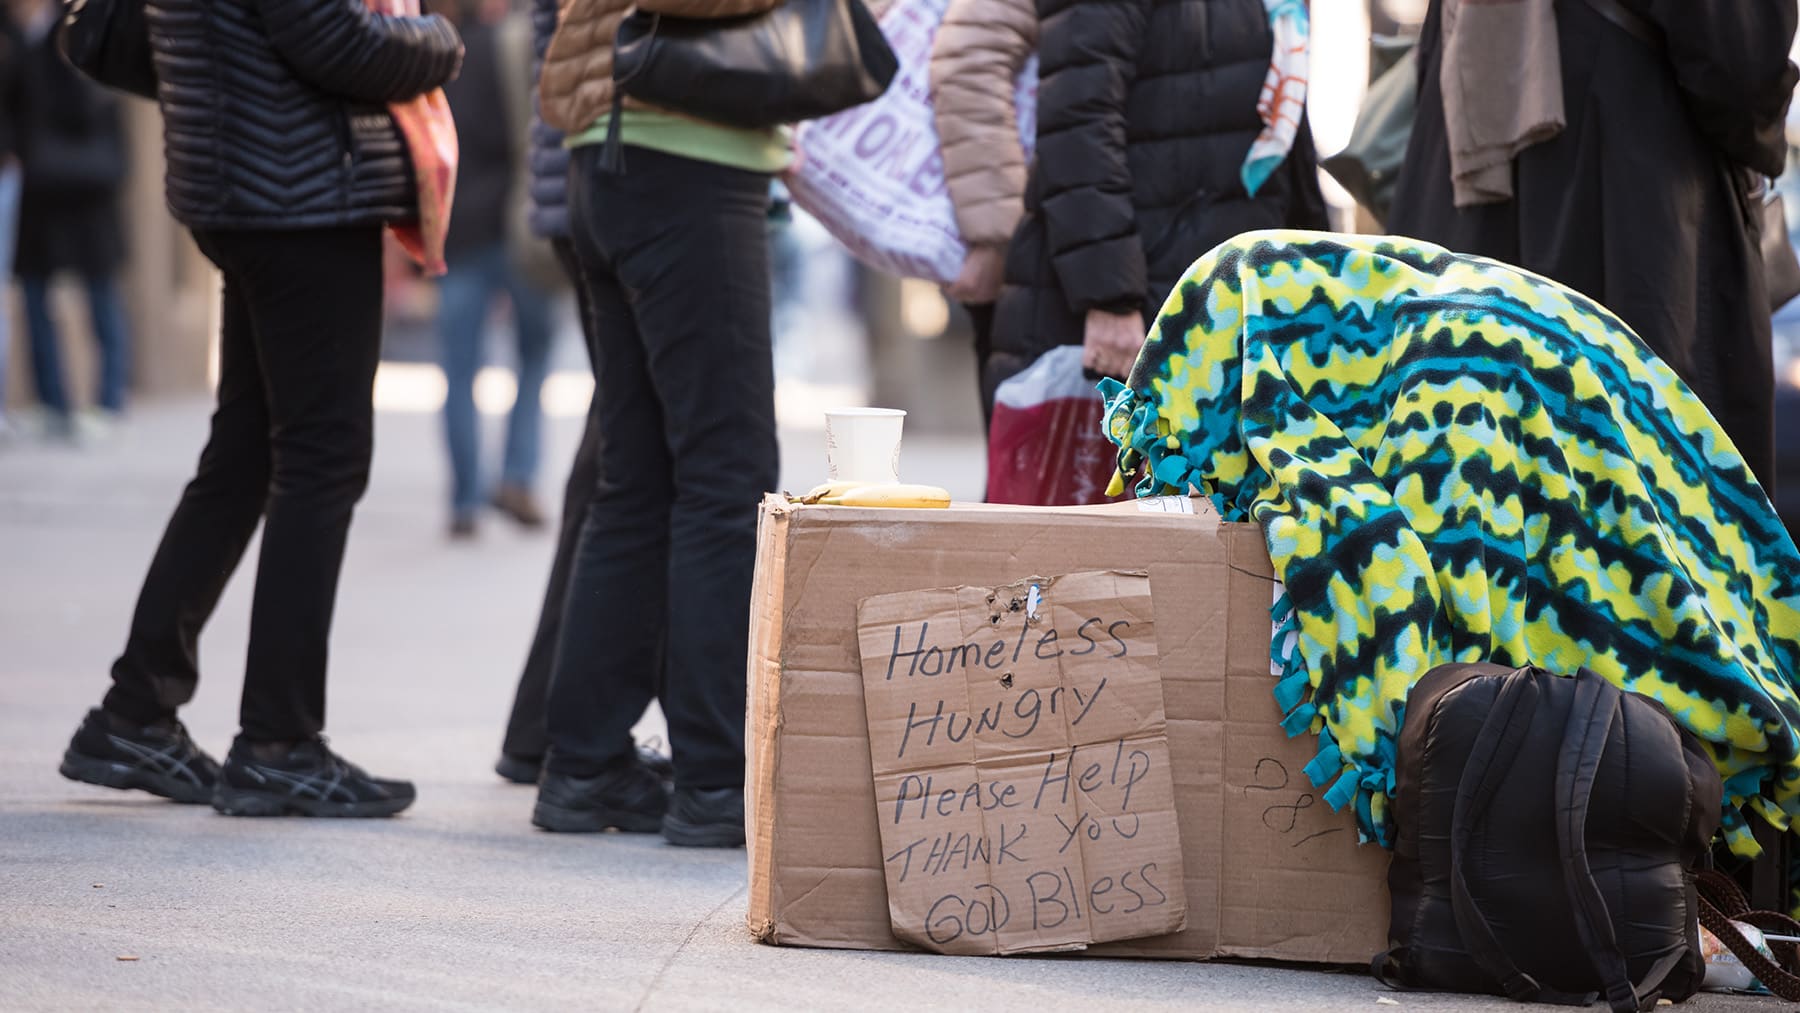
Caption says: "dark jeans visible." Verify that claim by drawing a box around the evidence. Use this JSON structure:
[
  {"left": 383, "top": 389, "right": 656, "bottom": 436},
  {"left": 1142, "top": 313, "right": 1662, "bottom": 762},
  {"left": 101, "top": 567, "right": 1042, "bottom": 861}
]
[
  {"left": 500, "top": 237, "right": 599, "bottom": 763},
  {"left": 436, "top": 242, "right": 555, "bottom": 514},
  {"left": 545, "top": 145, "right": 778, "bottom": 789},
  {"left": 104, "top": 227, "right": 385, "bottom": 741},
  {"left": 22, "top": 271, "right": 132, "bottom": 416}
]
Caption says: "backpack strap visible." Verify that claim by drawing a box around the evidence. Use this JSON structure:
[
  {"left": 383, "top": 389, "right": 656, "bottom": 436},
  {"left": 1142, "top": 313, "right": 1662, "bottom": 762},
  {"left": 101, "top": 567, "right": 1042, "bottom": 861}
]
[
  {"left": 1552, "top": 672, "right": 1672, "bottom": 1013},
  {"left": 1369, "top": 950, "right": 1424, "bottom": 993},
  {"left": 1446, "top": 670, "right": 1600, "bottom": 1006}
]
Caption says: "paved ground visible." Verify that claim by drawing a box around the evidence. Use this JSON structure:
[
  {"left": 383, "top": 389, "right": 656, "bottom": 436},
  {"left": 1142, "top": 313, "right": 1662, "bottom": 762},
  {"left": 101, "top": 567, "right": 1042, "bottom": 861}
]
[{"left": 0, "top": 397, "right": 1781, "bottom": 1011}]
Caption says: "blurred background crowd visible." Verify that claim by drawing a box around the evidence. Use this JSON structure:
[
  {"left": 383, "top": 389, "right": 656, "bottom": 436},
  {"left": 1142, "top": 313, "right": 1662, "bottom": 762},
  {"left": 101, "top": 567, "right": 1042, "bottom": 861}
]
[{"left": 7, "top": 0, "right": 1800, "bottom": 532}]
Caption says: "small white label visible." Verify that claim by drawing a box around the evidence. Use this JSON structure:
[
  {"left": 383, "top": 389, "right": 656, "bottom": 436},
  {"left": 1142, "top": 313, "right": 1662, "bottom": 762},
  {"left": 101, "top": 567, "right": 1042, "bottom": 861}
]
[
  {"left": 1271, "top": 580, "right": 1297, "bottom": 677},
  {"left": 1136, "top": 496, "right": 1195, "bottom": 514},
  {"left": 1025, "top": 583, "right": 1042, "bottom": 621}
]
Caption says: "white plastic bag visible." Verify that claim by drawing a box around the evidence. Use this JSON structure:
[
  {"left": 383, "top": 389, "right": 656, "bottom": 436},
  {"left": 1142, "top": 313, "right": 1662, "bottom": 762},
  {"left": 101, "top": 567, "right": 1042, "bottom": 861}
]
[
  {"left": 786, "top": 0, "right": 1035, "bottom": 283},
  {"left": 1700, "top": 920, "right": 1778, "bottom": 994}
]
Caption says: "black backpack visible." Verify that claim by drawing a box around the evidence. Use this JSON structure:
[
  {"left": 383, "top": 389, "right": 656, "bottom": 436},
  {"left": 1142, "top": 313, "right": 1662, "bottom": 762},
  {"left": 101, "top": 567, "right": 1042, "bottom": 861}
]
[{"left": 1374, "top": 663, "right": 1722, "bottom": 1012}]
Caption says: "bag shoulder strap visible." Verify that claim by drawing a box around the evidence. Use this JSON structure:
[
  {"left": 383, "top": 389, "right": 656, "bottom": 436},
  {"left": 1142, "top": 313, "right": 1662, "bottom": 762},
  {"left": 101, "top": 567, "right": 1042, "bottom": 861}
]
[
  {"left": 1553, "top": 672, "right": 1669, "bottom": 1013},
  {"left": 1446, "top": 670, "right": 1599, "bottom": 1006},
  {"left": 1695, "top": 871, "right": 1800, "bottom": 1001},
  {"left": 1578, "top": 0, "right": 1663, "bottom": 52}
]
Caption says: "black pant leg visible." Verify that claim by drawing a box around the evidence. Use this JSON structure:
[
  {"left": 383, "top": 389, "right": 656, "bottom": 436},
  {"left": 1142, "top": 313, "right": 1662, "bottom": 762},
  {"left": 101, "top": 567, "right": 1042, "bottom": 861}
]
[
  {"left": 104, "top": 240, "right": 273, "bottom": 724},
  {"left": 600, "top": 149, "right": 778, "bottom": 790},
  {"left": 211, "top": 227, "right": 385, "bottom": 741},
  {"left": 501, "top": 237, "right": 600, "bottom": 762},
  {"left": 542, "top": 150, "right": 670, "bottom": 778}
]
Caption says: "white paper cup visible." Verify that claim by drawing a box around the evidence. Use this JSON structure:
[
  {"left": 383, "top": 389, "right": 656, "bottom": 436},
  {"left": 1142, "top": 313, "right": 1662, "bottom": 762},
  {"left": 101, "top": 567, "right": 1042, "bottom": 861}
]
[{"left": 825, "top": 407, "right": 906, "bottom": 484}]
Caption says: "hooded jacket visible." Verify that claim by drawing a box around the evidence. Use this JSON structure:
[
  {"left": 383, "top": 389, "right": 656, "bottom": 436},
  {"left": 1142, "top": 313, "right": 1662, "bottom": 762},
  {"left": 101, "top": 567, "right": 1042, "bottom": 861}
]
[{"left": 986, "top": 0, "right": 1326, "bottom": 399}]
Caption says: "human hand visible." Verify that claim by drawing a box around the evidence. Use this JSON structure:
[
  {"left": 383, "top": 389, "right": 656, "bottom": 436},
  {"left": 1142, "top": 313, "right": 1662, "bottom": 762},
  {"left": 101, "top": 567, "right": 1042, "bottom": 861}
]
[
  {"left": 944, "top": 244, "right": 1006, "bottom": 305},
  {"left": 1082, "top": 308, "right": 1145, "bottom": 379}
]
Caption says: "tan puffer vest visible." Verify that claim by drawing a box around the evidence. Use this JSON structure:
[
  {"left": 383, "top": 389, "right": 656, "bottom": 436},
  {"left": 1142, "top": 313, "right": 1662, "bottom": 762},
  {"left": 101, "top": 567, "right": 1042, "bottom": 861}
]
[{"left": 540, "top": 0, "right": 781, "bottom": 133}]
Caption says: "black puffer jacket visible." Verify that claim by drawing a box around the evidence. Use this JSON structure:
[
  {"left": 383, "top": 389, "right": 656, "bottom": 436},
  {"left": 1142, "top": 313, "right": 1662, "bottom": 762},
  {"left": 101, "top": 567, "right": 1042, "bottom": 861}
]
[
  {"left": 526, "top": 0, "right": 569, "bottom": 239},
  {"left": 146, "top": 0, "right": 462, "bottom": 230},
  {"left": 987, "top": 0, "right": 1326, "bottom": 397},
  {"left": 17, "top": 22, "right": 128, "bottom": 276}
]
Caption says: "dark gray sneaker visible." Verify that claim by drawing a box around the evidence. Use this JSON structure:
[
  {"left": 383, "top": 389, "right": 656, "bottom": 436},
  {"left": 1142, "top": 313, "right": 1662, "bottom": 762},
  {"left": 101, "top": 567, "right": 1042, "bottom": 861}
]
[
  {"left": 496, "top": 742, "right": 673, "bottom": 786},
  {"left": 532, "top": 757, "right": 669, "bottom": 833},
  {"left": 59, "top": 708, "right": 220, "bottom": 804},
  {"left": 212, "top": 737, "right": 415, "bottom": 818},
  {"left": 662, "top": 787, "right": 745, "bottom": 848}
]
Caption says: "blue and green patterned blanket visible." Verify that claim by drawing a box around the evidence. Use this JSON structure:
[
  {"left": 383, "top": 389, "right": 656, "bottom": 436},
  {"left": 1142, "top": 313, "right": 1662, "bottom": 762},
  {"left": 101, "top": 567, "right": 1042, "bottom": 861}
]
[{"left": 1099, "top": 231, "right": 1800, "bottom": 856}]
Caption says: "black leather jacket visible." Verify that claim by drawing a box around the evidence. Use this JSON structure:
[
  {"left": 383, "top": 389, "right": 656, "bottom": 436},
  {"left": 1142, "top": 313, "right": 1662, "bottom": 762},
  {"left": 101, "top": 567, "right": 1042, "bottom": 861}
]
[{"left": 144, "top": 0, "right": 462, "bottom": 230}]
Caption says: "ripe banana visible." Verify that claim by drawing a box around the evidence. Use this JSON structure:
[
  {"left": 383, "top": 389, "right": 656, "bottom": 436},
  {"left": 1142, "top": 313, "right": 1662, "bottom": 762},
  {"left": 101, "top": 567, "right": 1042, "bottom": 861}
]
[
  {"left": 800, "top": 480, "right": 871, "bottom": 503},
  {"left": 817, "top": 483, "right": 951, "bottom": 509}
]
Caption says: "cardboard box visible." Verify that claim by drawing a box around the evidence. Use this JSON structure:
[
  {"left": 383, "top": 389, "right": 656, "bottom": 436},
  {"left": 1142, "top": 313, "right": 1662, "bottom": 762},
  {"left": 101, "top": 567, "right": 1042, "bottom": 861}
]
[{"left": 746, "top": 495, "right": 1391, "bottom": 964}]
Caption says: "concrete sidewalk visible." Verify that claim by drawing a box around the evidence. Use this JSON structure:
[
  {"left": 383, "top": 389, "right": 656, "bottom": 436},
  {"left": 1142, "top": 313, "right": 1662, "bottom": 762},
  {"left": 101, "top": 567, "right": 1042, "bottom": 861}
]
[{"left": 0, "top": 398, "right": 1777, "bottom": 1011}]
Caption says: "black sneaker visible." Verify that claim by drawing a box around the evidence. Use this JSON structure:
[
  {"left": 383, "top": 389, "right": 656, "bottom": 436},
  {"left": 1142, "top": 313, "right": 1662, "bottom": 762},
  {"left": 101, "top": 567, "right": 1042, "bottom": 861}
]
[
  {"left": 662, "top": 786, "right": 745, "bottom": 848},
  {"left": 532, "top": 757, "right": 669, "bottom": 833},
  {"left": 212, "top": 737, "right": 415, "bottom": 818},
  {"left": 59, "top": 708, "right": 220, "bottom": 804},
  {"left": 495, "top": 752, "right": 541, "bottom": 785},
  {"left": 501, "top": 743, "right": 673, "bottom": 787}
]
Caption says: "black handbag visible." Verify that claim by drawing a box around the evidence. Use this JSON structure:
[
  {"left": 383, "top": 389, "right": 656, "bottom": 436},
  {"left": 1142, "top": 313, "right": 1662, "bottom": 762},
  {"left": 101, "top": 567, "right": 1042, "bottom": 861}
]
[
  {"left": 601, "top": 0, "right": 896, "bottom": 169},
  {"left": 58, "top": 0, "right": 158, "bottom": 100},
  {"left": 1321, "top": 41, "right": 1416, "bottom": 226},
  {"left": 1762, "top": 191, "right": 1800, "bottom": 311}
]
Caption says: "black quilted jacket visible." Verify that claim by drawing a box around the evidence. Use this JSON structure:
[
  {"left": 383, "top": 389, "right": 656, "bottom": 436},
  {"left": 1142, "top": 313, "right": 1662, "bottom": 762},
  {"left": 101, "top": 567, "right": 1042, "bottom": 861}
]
[
  {"left": 143, "top": 0, "right": 462, "bottom": 230},
  {"left": 526, "top": 0, "right": 569, "bottom": 239},
  {"left": 986, "top": 0, "right": 1326, "bottom": 398}
]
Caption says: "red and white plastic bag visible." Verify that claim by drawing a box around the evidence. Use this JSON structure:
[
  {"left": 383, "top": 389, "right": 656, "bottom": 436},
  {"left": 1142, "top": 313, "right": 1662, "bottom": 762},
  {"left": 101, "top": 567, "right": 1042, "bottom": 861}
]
[{"left": 986, "top": 345, "right": 1126, "bottom": 506}]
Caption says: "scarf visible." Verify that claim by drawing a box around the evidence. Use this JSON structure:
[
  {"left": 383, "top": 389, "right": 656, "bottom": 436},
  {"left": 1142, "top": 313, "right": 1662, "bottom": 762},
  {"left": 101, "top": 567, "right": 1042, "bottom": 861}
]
[
  {"left": 1100, "top": 230, "right": 1800, "bottom": 858},
  {"left": 1241, "top": 0, "right": 1309, "bottom": 198},
  {"left": 1439, "top": 0, "right": 1563, "bottom": 206}
]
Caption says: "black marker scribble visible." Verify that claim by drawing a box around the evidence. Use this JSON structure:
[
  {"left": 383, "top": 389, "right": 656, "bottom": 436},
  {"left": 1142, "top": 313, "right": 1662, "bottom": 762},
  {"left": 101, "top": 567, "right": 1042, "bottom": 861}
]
[
  {"left": 1244, "top": 757, "right": 1289, "bottom": 794},
  {"left": 1261, "top": 793, "right": 1316, "bottom": 834},
  {"left": 1293, "top": 828, "right": 1343, "bottom": 849}
]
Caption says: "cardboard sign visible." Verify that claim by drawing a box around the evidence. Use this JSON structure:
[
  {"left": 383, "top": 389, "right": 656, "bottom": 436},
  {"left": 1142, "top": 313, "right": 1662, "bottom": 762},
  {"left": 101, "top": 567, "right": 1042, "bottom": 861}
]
[{"left": 854, "top": 570, "right": 1185, "bottom": 954}]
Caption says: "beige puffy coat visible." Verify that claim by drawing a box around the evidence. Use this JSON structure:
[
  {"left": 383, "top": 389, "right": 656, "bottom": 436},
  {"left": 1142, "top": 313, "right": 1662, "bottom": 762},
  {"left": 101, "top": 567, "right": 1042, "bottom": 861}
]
[
  {"left": 928, "top": 0, "right": 1036, "bottom": 248},
  {"left": 538, "top": 0, "right": 780, "bottom": 133}
]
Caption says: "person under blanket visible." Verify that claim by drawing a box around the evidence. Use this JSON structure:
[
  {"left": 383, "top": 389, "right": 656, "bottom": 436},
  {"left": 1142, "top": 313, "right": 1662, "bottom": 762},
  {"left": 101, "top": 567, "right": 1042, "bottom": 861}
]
[{"left": 1100, "top": 230, "right": 1800, "bottom": 858}]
